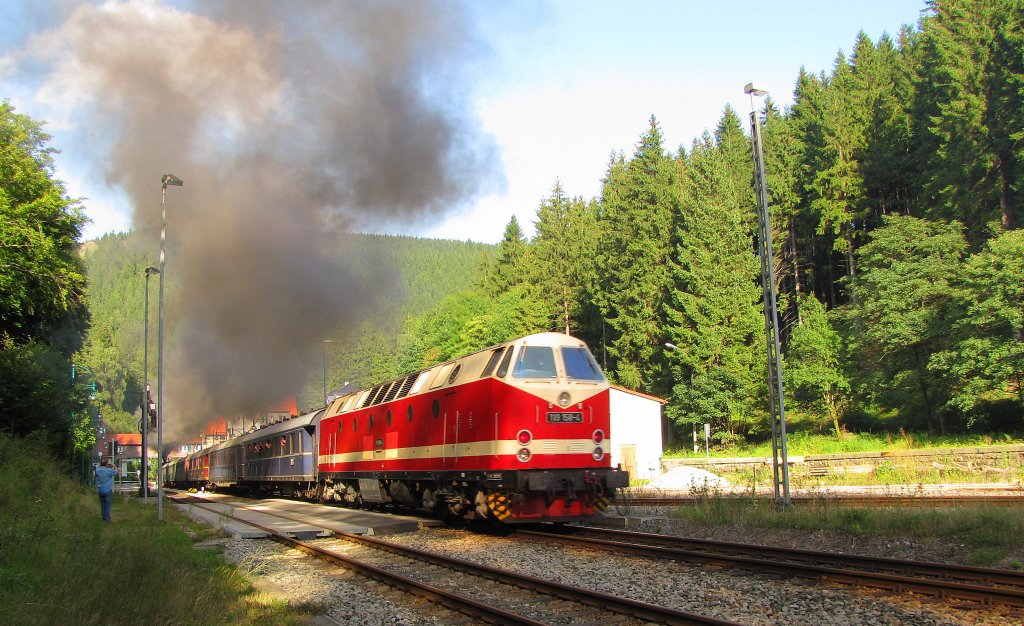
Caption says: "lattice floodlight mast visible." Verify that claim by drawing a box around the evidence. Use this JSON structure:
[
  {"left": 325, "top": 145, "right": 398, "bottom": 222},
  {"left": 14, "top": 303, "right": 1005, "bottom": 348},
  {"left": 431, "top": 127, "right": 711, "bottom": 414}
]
[{"left": 745, "top": 83, "right": 791, "bottom": 506}]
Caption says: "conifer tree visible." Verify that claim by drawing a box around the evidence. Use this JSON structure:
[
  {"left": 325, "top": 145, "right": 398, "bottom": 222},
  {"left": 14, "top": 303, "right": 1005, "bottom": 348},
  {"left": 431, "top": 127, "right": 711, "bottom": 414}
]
[
  {"left": 487, "top": 215, "right": 529, "bottom": 295},
  {"left": 594, "top": 117, "right": 681, "bottom": 391},
  {"left": 913, "top": 0, "right": 1020, "bottom": 236},
  {"left": 663, "top": 131, "right": 762, "bottom": 438},
  {"left": 530, "top": 181, "right": 599, "bottom": 335}
]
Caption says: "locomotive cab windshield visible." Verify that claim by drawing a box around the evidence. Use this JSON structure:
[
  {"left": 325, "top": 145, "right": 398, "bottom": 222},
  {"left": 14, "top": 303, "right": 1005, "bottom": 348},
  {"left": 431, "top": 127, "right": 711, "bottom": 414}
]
[{"left": 511, "top": 344, "right": 606, "bottom": 382}]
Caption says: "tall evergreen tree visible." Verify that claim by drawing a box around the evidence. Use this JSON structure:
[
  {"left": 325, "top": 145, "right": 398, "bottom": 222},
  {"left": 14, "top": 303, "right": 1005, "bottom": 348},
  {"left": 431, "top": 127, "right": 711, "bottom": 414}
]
[
  {"left": 530, "top": 181, "right": 599, "bottom": 335},
  {"left": 663, "top": 131, "right": 763, "bottom": 438},
  {"left": 913, "top": 0, "right": 1021, "bottom": 236},
  {"left": 487, "top": 215, "right": 530, "bottom": 296},
  {"left": 594, "top": 116, "right": 681, "bottom": 391}
]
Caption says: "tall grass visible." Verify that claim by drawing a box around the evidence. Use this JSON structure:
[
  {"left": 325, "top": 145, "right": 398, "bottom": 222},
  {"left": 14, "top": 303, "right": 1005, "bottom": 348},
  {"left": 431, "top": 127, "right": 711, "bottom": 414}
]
[
  {"left": 666, "top": 430, "right": 1023, "bottom": 459},
  {"left": 0, "top": 434, "right": 313, "bottom": 626},
  {"left": 668, "top": 495, "right": 1024, "bottom": 567}
]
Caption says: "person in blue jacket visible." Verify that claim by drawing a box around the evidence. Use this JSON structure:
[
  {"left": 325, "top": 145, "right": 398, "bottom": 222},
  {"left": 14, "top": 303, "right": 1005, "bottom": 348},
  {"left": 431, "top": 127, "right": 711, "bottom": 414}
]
[{"left": 95, "top": 458, "right": 118, "bottom": 522}]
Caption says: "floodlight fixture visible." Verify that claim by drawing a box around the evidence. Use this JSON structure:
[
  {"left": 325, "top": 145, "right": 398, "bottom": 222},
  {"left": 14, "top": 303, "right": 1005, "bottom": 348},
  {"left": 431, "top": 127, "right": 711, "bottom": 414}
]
[{"left": 744, "top": 82, "right": 769, "bottom": 96}]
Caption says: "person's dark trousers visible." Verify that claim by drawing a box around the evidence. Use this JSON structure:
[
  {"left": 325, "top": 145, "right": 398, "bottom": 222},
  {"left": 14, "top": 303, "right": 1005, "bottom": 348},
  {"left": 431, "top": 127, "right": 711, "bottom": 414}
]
[{"left": 98, "top": 491, "right": 112, "bottom": 522}]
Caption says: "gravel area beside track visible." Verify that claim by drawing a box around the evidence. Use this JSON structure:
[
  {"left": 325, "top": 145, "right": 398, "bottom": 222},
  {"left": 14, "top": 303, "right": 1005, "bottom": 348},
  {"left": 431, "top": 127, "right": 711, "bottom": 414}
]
[{"left": 210, "top": 518, "right": 1020, "bottom": 625}]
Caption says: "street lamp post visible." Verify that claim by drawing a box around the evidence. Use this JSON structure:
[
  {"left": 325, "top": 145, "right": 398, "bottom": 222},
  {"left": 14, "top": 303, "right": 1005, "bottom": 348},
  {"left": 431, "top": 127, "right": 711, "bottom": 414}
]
[
  {"left": 157, "top": 174, "right": 183, "bottom": 521},
  {"left": 744, "top": 83, "right": 791, "bottom": 506},
  {"left": 141, "top": 266, "right": 159, "bottom": 501},
  {"left": 322, "top": 339, "right": 334, "bottom": 406}
]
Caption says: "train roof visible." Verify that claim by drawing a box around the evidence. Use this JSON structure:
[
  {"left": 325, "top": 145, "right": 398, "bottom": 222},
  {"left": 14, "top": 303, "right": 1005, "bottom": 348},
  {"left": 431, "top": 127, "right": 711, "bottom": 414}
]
[
  {"left": 192, "top": 409, "right": 324, "bottom": 457},
  {"left": 232, "top": 408, "right": 323, "bottom": 445}
]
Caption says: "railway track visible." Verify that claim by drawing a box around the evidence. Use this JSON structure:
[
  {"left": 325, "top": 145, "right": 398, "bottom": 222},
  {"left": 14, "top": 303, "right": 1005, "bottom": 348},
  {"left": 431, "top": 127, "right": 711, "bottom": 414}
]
[
  {"left": 170, "top": 495, "right": 738, "bottom": 625},
  {"left": 517, "top": 524, "right": 1024, "bottom": 610},
  {"left": 614, "top": 493, "right": 1023, "bottom": 508}
]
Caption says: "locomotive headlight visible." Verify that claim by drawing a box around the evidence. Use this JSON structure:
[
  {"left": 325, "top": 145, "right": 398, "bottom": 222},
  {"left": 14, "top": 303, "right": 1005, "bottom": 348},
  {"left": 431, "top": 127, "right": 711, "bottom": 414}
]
[
  {"left": 517, "top": 448, "right": 532, "bottom": 462},
  {"left": 558, "top": 391, "right": 571, "bottom": 408},
  {"left": 592, "top": 429, "right": 604, "bottom": 444},
  {"left": 517, "top": 429, "right": 533, "bottom": 445},
  {"left": 592, "top": 447, "right": 605, "bottom": 461}
]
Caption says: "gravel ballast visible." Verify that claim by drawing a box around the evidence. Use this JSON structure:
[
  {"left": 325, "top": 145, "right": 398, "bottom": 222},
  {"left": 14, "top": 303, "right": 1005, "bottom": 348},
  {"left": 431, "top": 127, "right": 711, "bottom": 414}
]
[{"left": 213, "top": 517, "right": 1020, "bottom": 625}]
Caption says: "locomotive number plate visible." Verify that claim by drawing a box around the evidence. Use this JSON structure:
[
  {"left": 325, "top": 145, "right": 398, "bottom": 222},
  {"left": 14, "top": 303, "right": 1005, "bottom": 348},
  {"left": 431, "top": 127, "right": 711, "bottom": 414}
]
[{"left": 547, "top": 411, "right": 583, "bottom": 423}]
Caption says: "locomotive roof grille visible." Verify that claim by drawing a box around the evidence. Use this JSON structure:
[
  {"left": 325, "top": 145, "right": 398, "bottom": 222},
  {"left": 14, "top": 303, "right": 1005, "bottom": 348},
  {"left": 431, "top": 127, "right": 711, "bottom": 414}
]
[
  {"left": 382, "top": 379, "right": 401, "bottom": 403},
  {"left": 370, "top": 382, "right": 392, "bottom": 406},
  {"left": 396, "top": 373, "right": 417, "bottom": 399}
]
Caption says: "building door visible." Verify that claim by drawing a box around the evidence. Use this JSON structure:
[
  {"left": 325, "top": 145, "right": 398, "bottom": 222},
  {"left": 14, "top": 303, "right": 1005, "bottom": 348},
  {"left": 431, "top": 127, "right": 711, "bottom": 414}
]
[{"left": 620, "top": 444, "right": 637, "bottom": 482}]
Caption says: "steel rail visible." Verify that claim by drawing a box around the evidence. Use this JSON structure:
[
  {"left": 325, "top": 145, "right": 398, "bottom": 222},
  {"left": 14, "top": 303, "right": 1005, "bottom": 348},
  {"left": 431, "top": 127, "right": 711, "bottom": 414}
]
[
  {"left": 171, "top": 495, "right": 739, "bottom": 626},
  {"left": 518, "top": 526, "right": 1024, "bottom": 608}
]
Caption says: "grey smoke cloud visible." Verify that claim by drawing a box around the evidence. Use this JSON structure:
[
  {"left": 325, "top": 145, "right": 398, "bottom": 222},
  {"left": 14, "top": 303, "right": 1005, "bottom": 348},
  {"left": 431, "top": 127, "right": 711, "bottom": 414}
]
[{"left": 4, "top": 0, "right": 503, "bottom": 443}]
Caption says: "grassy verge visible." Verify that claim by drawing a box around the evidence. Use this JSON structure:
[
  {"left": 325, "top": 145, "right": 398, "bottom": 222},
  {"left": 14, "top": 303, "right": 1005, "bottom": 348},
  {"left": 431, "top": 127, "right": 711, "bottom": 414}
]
[
  {"left": 0, "top": 434, "right": 316, "bottom": 626},
  {"left": 662, "top": 492, "right": 1024, "bottom": 567},
  {"left": 665, "top": 430, "right": 1024, "bottom": 459}
]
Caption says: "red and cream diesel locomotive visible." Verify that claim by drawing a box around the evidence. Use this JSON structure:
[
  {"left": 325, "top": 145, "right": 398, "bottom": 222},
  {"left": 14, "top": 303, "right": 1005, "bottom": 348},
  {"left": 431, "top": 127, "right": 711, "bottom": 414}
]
[
  {"left": 165, "top": 332, "right": 628, "bottom": 524},
  {"left": 319, "top": 332, "right": 627, "bottom": 522}
]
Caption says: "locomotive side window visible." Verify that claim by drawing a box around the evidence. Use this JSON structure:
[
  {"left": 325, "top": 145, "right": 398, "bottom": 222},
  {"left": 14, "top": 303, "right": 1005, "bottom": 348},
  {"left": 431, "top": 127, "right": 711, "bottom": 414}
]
[
  {"left": 409, "top": 370, "right": 431, "bottom": 394},
  {"left": 480, "top": 347, "right": 505, "bottom": 377},
  {"left": 447, "top": 363, "right": 462, "bottom": 385},
  {"left": 561, "top": 346, "right": 606, "bottom": 381},
  {"left": 512, "top": 346, "right": 557, "bottom": 379},
  {"left": 496, "top": 346, "right": 515, "bottom": 377},
  {"left": 356, "top": 390, "right": 370, "bottom": 408},
  {"left": 430, "top": 363, "right": 454, "bottom": 389}
]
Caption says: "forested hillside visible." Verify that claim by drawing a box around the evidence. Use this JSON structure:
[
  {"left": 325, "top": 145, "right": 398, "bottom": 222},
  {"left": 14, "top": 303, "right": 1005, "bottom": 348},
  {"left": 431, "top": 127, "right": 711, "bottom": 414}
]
[
  {"left": 67, "top": 0, "right": 1024, "bottom": 446},
  {"left": 78, "top": 232, "right": 490, "bottom": 433}
]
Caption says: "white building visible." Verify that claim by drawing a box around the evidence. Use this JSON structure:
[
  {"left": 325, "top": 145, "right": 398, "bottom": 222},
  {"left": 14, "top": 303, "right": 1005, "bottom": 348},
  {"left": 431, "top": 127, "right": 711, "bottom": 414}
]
[{"left": 609, "top": 385, "right": 665, "bottom": 481}]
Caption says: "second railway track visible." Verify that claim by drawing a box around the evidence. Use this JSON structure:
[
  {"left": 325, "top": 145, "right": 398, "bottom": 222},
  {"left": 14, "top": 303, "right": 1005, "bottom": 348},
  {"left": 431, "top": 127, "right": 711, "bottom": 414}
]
[{"left": 517, "top": 524, "right": 1024, "bottom": 610}]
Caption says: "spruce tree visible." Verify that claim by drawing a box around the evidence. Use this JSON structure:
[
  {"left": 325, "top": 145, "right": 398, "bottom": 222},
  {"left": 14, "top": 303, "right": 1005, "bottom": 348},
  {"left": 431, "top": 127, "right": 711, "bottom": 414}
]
[
  {"left": 663, "top": 131, "right": 762, "bottom": 439},
  {"left": 530, "top": 181, "right": 599, "bottom": 335},
  {"left": 594, "top": 116, "right": 680, "bottom": 391}
]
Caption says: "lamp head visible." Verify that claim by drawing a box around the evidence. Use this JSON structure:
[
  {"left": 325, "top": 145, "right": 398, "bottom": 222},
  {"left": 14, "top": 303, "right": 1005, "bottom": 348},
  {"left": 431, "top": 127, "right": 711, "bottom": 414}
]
[
  {"left": 744, "top": 82, "right": 769, "bottom": 97},
  {"left": 161, "top": 174, "right": 183, "bottom": 187}
]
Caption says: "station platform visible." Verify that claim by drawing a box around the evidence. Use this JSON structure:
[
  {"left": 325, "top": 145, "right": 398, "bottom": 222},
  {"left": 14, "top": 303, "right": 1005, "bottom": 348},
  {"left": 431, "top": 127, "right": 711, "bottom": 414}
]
[{"left": 173, "top": 493, "right": 440, "bottom": 539}]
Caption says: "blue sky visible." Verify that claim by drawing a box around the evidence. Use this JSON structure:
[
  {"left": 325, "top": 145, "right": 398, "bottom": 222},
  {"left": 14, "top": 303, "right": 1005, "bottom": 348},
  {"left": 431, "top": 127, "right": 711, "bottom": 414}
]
[{"left": 2, "top": 0, "right": 928, "bottom": 244}]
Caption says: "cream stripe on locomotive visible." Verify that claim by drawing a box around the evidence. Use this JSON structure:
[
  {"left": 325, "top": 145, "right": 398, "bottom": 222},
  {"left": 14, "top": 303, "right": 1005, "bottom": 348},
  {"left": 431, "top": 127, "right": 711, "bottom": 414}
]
[{"left": 318, "top": 437, "right": 609, "bottom": 466}]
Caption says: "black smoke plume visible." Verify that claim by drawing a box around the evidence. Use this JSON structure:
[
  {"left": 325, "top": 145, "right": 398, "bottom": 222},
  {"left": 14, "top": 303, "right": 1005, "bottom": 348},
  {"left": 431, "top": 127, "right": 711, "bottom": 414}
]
[{"left": 3, "top": 0, "right": 502, "bottom": 443}]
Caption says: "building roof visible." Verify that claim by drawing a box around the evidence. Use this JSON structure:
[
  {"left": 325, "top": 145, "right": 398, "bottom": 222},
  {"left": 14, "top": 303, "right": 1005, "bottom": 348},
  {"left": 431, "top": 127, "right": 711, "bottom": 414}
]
[
  {"left": 111, "top": 433, "right": 141, "bottom": 445},
  {"left": 609, "top": 384, "right": 666, "bottom": 404}
]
